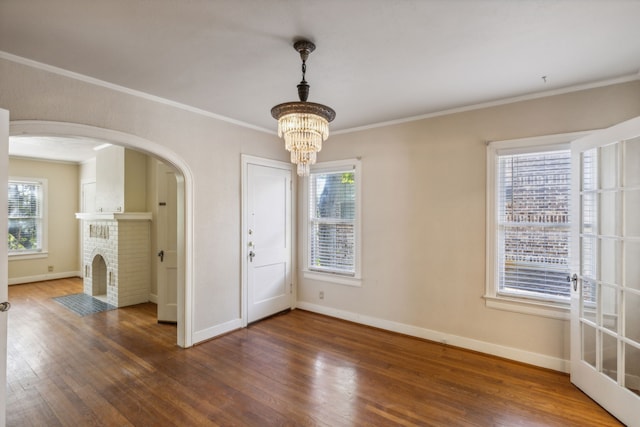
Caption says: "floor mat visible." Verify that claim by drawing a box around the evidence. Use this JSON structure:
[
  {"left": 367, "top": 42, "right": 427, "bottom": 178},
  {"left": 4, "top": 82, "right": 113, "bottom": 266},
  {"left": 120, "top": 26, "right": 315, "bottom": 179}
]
[{"left": 53, "top": 293, "right": 116, "bottom": 316}]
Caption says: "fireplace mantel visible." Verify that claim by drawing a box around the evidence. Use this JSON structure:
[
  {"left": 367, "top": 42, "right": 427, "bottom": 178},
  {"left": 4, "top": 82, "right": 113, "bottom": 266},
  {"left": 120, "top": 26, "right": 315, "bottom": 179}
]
[{"left": 75, "top": 212, "right": 152, "bottom": 221}]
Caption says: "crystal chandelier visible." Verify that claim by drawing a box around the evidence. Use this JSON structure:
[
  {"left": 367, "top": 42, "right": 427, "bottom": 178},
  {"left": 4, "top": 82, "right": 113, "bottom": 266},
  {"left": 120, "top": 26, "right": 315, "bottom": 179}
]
[{"left": 271, "top": 40, "right": 336, "bottom": 176}]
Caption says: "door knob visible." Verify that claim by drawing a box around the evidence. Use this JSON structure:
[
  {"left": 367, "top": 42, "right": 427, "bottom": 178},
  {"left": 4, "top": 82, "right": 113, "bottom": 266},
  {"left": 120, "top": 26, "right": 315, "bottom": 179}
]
[
  {"left": 249, "top": 251, "right": 255, "bottom": 262},
  {"left": 0, "top": 301, "right": 11, "bottom": 312}
]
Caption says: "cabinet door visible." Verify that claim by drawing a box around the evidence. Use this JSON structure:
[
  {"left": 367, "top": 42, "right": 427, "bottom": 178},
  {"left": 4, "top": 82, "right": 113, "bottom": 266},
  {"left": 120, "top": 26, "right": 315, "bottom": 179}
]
[{"left": 95, "top": 145, "right": 125, "bottom": 212}]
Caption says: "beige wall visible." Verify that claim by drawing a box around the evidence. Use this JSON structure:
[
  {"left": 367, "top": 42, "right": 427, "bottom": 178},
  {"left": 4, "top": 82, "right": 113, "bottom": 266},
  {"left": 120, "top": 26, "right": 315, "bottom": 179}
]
[
  {"left": 0, "top": 57, "right": 288, "bottom": 340},
  {"left": 298, "top": 81, "right": 640, "bottom": 368},
  {"left": 3, "top": 55, "right": 639, "bottom": 366},
  {"left": 8, "top": 157, "right": 80, "bottom": 282}
]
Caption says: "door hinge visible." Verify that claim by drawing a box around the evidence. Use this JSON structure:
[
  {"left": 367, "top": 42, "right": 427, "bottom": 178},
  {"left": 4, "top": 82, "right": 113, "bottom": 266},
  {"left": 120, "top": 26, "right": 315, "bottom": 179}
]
[{"left": 290, "top": 283, "right": 293, "bottom": 294}]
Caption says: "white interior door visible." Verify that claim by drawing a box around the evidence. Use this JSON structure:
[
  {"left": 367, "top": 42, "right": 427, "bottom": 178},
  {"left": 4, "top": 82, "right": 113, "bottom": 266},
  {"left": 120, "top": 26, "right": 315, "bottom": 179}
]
[
  {"left": 156, "top": 162, "right": 178, "bottom": 323},
  {"left": 1, "top": 109, "right": 10, "bottom": 427},
  {"left": 571, "top": 116, "right": 640, "bottom": 426},
  {"left": 244, "top": 157, "right": 292, "bottom": 324}
]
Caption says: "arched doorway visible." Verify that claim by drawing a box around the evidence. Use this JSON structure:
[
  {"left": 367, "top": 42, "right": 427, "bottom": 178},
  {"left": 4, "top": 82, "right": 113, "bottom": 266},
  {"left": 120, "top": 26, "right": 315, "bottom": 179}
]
[{"left": 9, "top": 120, "right": 194, "bottom": 347}]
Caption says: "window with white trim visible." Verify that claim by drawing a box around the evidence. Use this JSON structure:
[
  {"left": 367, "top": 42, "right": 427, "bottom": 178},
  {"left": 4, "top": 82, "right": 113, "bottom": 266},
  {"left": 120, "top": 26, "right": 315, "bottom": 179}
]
[
  {"left": 486, "top": 134, "right": 583, "bottom": 315},
  {"left": 8, "top": 178, "right": 47, "bottom": 256},
  {"left": 305, "top": 159, "right": 361, "bottom": 284}
]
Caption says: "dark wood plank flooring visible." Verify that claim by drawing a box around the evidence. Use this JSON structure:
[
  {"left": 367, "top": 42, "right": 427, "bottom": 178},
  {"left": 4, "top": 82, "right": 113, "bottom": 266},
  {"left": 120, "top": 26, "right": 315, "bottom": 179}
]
[{"left": 7, "top": 278, "right": 621, "bottom": 426}]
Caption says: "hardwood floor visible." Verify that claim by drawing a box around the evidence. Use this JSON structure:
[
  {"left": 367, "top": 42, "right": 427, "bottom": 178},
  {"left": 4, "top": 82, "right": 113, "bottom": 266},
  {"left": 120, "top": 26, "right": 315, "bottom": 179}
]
[{"left": 7, "top": 278, "right": 621, "bottom": 426}]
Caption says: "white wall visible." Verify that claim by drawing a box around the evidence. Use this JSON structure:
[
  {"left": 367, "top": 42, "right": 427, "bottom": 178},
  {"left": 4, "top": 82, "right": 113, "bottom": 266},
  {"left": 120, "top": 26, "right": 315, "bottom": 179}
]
[
  {"left": 297, "top": 80, "right": 640, "bottom": 371},
  {"left": 0, "top": 57, "right": 288, "bottom": 342}
]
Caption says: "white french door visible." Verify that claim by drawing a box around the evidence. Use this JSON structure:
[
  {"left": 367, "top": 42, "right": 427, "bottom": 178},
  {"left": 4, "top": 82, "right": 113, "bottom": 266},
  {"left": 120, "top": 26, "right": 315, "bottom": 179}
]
[
  {"left": 571, "top": 116, "right": 640, "bottom": 426},
  {"left": 156, "top": 161, "right": 178, "bottom": 323},
  {"left": 0, "top": 109, "right": 10, "bottom": 427},
  {"left": 242, "top": 156, "right": 293, "bottom": 324}
]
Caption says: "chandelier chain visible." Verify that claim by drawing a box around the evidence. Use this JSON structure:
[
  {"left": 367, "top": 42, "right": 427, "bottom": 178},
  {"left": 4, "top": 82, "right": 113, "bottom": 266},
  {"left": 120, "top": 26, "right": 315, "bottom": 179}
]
[{"left": 301, "top": 60, "right": 307, "bottom": 83}]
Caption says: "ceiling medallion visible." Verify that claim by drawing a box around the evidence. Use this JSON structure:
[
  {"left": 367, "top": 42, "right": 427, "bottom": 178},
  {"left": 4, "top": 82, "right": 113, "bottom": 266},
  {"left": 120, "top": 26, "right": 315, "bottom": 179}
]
[{"left": 271, "top": 40, "right": 336, "bottom": 176}]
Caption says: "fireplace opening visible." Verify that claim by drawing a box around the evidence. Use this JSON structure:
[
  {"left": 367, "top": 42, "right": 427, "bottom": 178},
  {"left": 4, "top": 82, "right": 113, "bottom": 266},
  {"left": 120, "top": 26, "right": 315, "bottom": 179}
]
[{"left": 92, "top": 254, "right": 108, "bottom": 302}]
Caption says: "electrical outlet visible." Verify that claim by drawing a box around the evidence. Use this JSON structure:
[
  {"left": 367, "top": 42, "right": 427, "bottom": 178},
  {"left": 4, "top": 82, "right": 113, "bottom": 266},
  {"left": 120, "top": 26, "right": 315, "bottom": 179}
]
[
  {"left": 48, "top": 265, "right": 54, "bottom": 272},
  {"left": 319, "top": 291, "right": 324, "bottom": 300}
]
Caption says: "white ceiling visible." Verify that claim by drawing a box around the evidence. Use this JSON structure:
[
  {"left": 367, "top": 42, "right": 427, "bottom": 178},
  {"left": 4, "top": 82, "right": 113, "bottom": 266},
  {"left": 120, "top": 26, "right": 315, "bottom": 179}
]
[
  {"left": 2, "top": 0, "right": 640, "bottom": 159},
  {"left": 9, "top": 136, "right": 108, "bottom": 163}
]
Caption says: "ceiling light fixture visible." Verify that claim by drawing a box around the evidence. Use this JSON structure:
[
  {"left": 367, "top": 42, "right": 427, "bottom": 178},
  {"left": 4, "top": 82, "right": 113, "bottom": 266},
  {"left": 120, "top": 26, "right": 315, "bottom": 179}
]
[{"left": 271, "top": 40, "right": 336, "bottom": 176}]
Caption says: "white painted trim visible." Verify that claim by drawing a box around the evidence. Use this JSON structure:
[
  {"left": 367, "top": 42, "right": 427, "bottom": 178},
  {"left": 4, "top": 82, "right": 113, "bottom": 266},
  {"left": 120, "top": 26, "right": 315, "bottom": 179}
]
[
  {"left": 484, "top": 296, "right": 569, "bottom": 320},
  {"left": 297, "top": 301, "right": 570, "bottom": 373},
  {"left": 0, "top": 108, "right": 9, "bottom": 427},
  {"left": 9, "top": 120, "right": 194, "bottom": 348},
  {"left": 9, "top": 155, "right": 79, "bottom": 166},
  {"left": 148, "top": 293, "right": 158, "bottom": 304},
  {"left": 8, "top": 251, "right": 48, "bottom": 261},
  {"left": 192, "top": 318, "right": 242, "bottom": 344},
  {"left": 8, "top": 176, "right": 48, "bottom": 256},
  {"left": 485, "top": 131, "right": 592, "bottom": 318},
  {"left": 303, "top": 159, "right": 362, "bottom": 284},
  {"left": 74, "top": 212, "right": 152, "bottom": 221},
  {"left": 0, "top": 51, "right": 273, "bottom": 135},
  {"left": 302, "top": 271, "right": 362, "bottom": 287},
  {"left": 572, "top": 115, "right": 640, "bottom": 152},
  {"left": 8, "top": 271, "right": 81, "bottom": 286}
]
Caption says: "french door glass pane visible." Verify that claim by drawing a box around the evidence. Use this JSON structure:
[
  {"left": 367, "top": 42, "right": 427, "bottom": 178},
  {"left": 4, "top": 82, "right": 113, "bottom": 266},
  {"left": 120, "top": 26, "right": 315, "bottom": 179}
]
[
  {"left": 599, "top": 239, "right": 620, "bottom": 285},
  {"left": 581, "top": 279, "right": 597, "bottom": 324},
  {"left": 599, "top": 144, "right": 618, "bottom": 190},
  {"left": 625, "top": 189, "right": 640, "bottom": 237},
  {"left": 624, "top": 136, "right": 640, "bottom": 187},
  {"left": 625, "top": 343, "right": 640, "bottom": 396},
  {"left": 602, "top": 332, "right": 618, "bottom": 382},
  {"left": 581, "top": 192, "right": 596, "bottom": 234},
  {"left": 626, "top": 241, "right": 640, "bottom": 291},
  {"left": 599, "top": 192, "right": 618, "bottom": 236},
  {"left": 582, "top": 148, "right": 597, "bottom": 192},
  {"left": 601, "top": 285, "right": 618, "bottom": 333},
  {"left": 625, "top": 291, "right": 640, "bottom": 343},
  {"left": 583, "top": 323, "right": 597, "bottom": 368},
  {"left": 581, "top": 236, "right": 597, "bottom": 278}
]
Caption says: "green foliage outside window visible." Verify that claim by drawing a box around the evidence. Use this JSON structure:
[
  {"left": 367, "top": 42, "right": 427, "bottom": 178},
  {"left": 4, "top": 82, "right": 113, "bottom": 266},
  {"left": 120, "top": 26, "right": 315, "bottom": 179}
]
[{"left": 7, "top": 181, "right": 42, "bottom": 252}]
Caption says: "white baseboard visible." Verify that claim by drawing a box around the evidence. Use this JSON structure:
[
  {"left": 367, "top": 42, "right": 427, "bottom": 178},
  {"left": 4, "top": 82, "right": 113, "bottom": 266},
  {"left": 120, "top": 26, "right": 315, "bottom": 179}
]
[
  {"left": 296, "top": 301, "right": 570, "bottom": 373},
  {"left": 148, "top": 293, "right": 158, "bottom": 304},
  {"left": 8, "top": 271, "right": 81, "bottom": 285},
  {"left": 192, "top": 318, "right": 242, "bottom": 344}
]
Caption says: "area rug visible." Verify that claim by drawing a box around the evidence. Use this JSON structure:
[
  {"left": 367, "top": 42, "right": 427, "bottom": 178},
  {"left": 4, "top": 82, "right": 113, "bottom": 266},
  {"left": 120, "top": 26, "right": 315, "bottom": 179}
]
[{"left": 53, "top": 293, "right": 116, "bottom": 316}]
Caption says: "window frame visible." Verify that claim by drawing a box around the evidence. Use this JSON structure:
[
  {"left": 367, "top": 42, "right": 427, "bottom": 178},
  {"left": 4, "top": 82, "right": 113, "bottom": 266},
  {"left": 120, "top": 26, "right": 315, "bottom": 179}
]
[
  {"left": 485, "top": 132, "right": 590, "bottom": 319},
  {"left": 303, "top": 158, "right": 362, "bottom": 286},
  {"left": 8, "top": 176, "right": 48, "bottom": 260}
]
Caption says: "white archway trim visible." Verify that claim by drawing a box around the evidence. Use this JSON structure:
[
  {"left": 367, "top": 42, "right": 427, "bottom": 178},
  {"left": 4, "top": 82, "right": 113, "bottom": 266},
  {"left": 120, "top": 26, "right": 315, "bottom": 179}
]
[{"left": 9, "top": 120, "right": 194, "bottom": 347}]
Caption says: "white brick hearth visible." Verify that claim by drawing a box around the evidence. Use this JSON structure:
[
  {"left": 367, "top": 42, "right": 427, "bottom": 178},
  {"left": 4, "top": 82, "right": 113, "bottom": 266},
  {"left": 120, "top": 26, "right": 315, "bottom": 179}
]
[{"left": 76, "top": 213, "right": 152, "bottom": 307}]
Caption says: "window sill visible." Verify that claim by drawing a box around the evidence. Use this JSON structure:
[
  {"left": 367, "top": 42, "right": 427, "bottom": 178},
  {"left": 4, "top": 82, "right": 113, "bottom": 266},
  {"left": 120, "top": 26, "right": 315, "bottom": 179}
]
[
  {"left": 303, "top": 270, "right": 362, "bottom": 287},
  {"left": 9, "top": 251, "right": 48, "bottom": 261},
  {"left": 484, "top": 294, "right": 569, "bottom": 320}
]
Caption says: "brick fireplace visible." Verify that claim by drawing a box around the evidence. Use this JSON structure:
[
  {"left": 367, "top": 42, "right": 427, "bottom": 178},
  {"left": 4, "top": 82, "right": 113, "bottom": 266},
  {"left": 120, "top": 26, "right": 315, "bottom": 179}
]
[{"left": 76, "top": 213, "right": 152, "bottom": 307}]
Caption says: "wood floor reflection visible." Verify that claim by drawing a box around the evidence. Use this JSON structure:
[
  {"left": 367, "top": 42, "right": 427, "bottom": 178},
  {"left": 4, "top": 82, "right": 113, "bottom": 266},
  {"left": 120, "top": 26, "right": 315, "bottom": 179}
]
[{"left": 7, "top": 278, "right": 621, "bottom": 426}]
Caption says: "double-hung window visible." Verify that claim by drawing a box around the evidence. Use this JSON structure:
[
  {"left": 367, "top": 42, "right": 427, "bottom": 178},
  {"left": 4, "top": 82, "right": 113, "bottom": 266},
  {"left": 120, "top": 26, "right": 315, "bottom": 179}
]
[
  {"left": 8, "top": 178, "right": 47, "bottom": 257},
  {"left": 486, "top": 133, "right": 586, "bottom": 317},
  {"left": 305, "top": 159, "right": 361, "bottom": 285}
]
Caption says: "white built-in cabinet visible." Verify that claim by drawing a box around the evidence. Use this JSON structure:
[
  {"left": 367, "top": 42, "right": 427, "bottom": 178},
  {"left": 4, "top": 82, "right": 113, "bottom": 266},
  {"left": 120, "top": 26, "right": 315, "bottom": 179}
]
[{"left": 95, "top": 146, "right": 147, "bottom": 213}]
